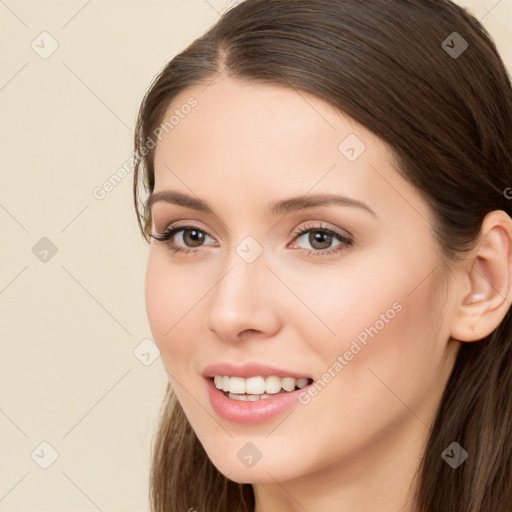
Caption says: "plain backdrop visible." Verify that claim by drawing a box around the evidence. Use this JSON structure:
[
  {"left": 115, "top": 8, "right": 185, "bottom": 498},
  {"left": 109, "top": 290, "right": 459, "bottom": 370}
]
[{"left": 0, "top": 0, "right": 511, "bottom": 510}]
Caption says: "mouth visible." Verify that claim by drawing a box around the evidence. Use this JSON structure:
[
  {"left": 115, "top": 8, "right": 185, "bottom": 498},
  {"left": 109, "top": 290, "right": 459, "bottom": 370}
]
[
  {"left": 205, "top": 374, "right": 315, "bottom": 424},
  {"left": 202, "top": 362, "right": 315, "bottom": 423},
  {"left": 211, "top": 375, "right": 314, "bottom": 401}
]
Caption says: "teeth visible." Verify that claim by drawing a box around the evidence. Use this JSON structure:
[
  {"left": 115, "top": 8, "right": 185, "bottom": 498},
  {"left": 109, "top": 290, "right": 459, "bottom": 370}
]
[
  {"left": 265, "top": 376, "right": 282, "bottom": 394},
  {"left": 296, "top": 378, "right": 309, "bottom": 389},
  {"left": 213, "top": 375, "right": 311, "bottom": 396},
  {"left": 246, "top": 376, "right": 266, "bottom": 395},
  {"left": 228, "top": 376, "right": 246, "bottom": 394},
  {"left": 281, "top": 377, "right": 296, "bottom": 392},
  {"left": 228, "top": 392, "right": 272, "bottom": 401}
]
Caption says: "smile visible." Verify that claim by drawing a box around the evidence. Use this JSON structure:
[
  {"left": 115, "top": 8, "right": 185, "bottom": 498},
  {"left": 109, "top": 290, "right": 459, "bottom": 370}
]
[
  {"left": 206, "top": 376, "right": 314, "bottom": 424},
  {"left": 214, "top": 375, "right": 311, "bottom": 399}
]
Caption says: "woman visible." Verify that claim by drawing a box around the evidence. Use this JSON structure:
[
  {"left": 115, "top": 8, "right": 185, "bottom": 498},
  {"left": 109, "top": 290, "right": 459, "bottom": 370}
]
[{"left": 132, "top": 1, "right": 512, "bottom": 510}]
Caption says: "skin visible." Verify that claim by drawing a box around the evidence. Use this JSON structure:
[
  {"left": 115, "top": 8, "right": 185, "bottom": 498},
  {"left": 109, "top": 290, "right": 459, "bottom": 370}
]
[{"left": 144, "top": 74, "right": 512, "bottom": 511}]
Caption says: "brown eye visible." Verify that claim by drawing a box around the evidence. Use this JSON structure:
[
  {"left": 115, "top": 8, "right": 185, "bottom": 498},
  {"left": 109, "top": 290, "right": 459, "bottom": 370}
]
[
  {"left": 150, "top": 224, "right": 216, "bottom": 254},
  {"left": 290, "top": 223, "right": 354, "bottom": 256},
  {"left": 308, "top": 230, "right": 334, "bottom": 250},
  {"left": 181, "top": 228, "right": 206, "bottom": 247}
]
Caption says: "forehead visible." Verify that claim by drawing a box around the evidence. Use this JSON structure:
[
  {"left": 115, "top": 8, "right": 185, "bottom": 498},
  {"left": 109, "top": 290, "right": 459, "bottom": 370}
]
[
  {"left": 155, "top": 78, "right": 380, "bottom": 176},
  {"left": 151, "top": 77, "right": 430, "bottom": 226}
]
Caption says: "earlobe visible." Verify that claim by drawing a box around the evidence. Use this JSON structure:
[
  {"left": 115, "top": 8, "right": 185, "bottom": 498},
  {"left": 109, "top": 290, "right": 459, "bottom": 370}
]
[{"left": 450, "top": 210, "right": 512, "bottom": 342}]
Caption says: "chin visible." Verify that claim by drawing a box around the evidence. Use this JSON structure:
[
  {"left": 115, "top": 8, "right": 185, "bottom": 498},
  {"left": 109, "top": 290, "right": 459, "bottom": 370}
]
[{"left": 205, "top": 447, "right": 302, "bottom": 485}]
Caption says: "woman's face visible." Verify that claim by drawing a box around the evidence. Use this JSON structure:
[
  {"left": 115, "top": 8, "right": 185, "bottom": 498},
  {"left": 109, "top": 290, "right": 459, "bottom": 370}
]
[{"left": 145, "top": 76, "right": 461, "bottom": 487}]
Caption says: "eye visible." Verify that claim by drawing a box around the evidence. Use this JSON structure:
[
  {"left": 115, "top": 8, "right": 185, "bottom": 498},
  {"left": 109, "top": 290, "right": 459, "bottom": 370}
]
[
  {"left": 150, "top": 224, "right": 216, "bottom": 255},
  {"left": 150, "top": 221, "right": 354, "bottom": 257},
  {"left": 289, "top": 222, "right": 353, "bottom": 256}
]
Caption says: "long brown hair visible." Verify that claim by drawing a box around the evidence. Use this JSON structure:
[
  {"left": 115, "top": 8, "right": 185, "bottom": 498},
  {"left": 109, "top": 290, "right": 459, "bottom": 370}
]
[{"left": 132, "top": 1, "right": 512, "bottom": 510}]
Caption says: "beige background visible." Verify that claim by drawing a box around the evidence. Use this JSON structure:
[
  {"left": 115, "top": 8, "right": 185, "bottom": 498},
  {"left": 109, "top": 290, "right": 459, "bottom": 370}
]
[{"left": 0, "top": 1, "right": 510, "bottom": 510}]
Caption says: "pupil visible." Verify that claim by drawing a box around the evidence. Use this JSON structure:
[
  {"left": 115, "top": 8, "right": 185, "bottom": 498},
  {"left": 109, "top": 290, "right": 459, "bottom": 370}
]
[
  {"left": 311, "top": 230, "right": 331, "bottom": 249},
  {"left": 186, "top": 229, "right": 204, "bottom": 247}
]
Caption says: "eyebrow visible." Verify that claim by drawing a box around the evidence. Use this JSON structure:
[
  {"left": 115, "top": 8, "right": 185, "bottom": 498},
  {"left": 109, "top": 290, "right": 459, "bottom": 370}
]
[{"left": 146, "top": 190, "right": 377, "bottom": 217}]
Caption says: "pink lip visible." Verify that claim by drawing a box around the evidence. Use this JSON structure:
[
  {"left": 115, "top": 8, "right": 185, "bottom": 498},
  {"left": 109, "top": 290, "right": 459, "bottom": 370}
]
[
  {"left": 205, "top": 378, "right": 312, "bottom": 425},
  {"left": 201, "top": 362, "right": 312, "bottom": 379}
]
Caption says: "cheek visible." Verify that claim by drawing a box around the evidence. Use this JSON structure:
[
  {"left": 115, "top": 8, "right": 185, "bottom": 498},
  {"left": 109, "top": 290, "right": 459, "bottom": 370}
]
[
  {"left": 144, "top": 251, "right": 197, "bottom": 359},
  {"left": 302, "top": 267, "right": 444, "bottom": 429},
  {"left": 280, "top": 259, "right": 429, "bottom": 366},
  {"left": 144, "top": 253, "right": 170, "bottom": 342},
  {"left": 292, "top": 249, "right": 445, "bottom": 409}
]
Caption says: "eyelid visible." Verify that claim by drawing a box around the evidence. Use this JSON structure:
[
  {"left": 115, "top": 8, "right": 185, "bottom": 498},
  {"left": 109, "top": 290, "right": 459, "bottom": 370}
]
[
  {"left": 291, "top": 220, "right": 353, "bottom": 241},
  {"left": 151, "top": 218, "right": 215, "bottom": 238},
  {"left": 151, "top": 220, "right": 354, "bottom": 256},
  {"left": 151, "top": 223, "right": 217, "bottom": 244}
]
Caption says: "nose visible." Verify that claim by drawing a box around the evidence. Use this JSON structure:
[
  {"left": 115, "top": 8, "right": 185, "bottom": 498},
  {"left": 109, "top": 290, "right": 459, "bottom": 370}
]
[{"left": 206, "top": 248, "right": 281, "bottom": 343}]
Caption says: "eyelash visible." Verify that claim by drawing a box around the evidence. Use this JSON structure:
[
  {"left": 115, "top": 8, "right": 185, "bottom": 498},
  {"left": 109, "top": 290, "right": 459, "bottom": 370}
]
[{"left": 150, "top": 222, "right": 354, "bottom": 257}]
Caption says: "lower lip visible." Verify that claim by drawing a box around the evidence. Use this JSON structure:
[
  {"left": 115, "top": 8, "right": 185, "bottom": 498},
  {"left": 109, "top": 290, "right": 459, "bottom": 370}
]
[{"left": 206, "top": 378, "right": 310, "bottom": 425}]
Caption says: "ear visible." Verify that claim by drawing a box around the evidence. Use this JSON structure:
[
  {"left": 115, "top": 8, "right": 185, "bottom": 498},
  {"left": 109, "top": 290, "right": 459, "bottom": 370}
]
[{"left": 450, "top": 210, "right": 512, "bottom": 342}]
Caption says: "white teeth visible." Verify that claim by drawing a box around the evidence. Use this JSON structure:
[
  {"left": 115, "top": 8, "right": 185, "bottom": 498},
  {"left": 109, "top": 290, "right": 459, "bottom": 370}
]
[
  {"left": 246, "top": 376, "right": 266, "bottom": 395},
  {"left": 281, "top": 377, "right": 296, "bottom": 392},
  {"left": 228, "top": 392, "right": 272, "bottom": 401},
  {"left": 228, "top": 392, "right": 248, "bottom": 401},
  {"left": 214, "top": 375, "right": 223, "bottom": 389},
  {"left": 265, "top": 376, "right": 282, "bottom": 394},
  {"left": 296, "top": 378, "right": 309, "bottom": 389},
  {"left": 228, "top": 376, "right": 246, "bottom": 394},
  {"left": 213, "top": 375, "right": 311, "bottom": 396}
]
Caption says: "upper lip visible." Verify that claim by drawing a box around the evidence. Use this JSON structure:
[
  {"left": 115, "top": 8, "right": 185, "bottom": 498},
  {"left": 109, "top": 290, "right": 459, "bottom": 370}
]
[{"left": 202, "top": 362, "right": 312, "bottom": 380}]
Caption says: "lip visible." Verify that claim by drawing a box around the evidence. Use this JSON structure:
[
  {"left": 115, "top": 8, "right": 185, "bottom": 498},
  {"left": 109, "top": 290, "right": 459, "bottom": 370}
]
[
  {"left": 205, "top": 377, "right": 313, "bottom": 425},
  {"left": 201, "top": 362, "right": 312, "bottom": 379}
]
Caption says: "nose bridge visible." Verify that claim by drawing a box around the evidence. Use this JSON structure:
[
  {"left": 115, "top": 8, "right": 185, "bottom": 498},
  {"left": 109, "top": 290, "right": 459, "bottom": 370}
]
[
  {"left": 211, "top": 242, "right": 263, "bottom": 317},
  {"left": 216, "top": 233, "right": 267, "bottom": 301},
  {"left": 216, "top": 262, "right": 251, "bottom": 313},
  {"left": 207, "top": 237, "right": 279, "bottom": 340}
]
